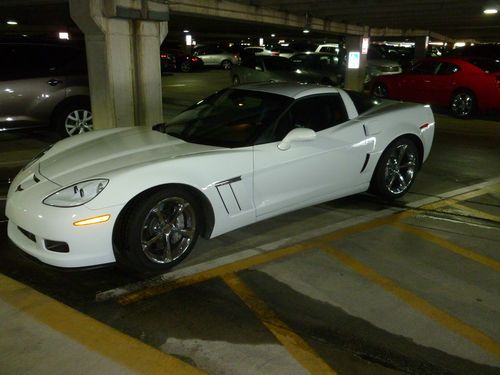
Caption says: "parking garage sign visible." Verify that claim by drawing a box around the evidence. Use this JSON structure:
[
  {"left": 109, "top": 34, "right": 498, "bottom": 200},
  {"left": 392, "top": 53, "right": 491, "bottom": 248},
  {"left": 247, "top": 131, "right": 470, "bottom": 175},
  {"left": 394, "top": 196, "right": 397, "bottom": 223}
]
[{"left": 348, "top": 51, "right": 360, "bottom": 69}]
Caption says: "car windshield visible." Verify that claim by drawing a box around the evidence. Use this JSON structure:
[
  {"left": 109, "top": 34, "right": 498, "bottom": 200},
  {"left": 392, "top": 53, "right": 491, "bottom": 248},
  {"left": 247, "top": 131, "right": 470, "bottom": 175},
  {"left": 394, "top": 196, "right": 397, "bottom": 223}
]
[
  {"left": 466, "top": 58, "right": 500, "bottom": 73},
  {"left": 164, "top": 89, "right": 293, "bottom": 147}
]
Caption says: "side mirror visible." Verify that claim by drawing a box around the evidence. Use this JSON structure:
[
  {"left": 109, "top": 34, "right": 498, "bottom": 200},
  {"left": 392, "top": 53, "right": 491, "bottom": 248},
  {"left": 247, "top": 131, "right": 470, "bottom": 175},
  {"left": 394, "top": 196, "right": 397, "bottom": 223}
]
[{"left": 278, "top": 128, "right": 316, "bottom": 151}]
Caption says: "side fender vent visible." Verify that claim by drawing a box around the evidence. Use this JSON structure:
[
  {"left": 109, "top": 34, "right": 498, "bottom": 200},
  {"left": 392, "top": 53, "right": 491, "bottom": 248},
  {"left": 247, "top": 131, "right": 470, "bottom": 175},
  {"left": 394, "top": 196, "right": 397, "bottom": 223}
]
[{"left": 360, "top": 154, "right": 370, "bottom": 173}]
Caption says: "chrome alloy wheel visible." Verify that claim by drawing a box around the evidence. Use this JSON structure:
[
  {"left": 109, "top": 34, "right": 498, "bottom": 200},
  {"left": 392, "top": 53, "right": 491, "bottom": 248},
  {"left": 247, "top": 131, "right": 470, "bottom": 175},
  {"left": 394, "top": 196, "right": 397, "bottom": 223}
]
[
  {"left": 65, "top": 109, "right": 93, "bottom": 136},
  {"left": 451, "top": 92, "right": 473, "bottom": 117},
  {"left": 140, "top": 197, "right": 196, "bottom": 264},
  {"left": 384, "top": 143, "right": 417, "bottom": 195}
]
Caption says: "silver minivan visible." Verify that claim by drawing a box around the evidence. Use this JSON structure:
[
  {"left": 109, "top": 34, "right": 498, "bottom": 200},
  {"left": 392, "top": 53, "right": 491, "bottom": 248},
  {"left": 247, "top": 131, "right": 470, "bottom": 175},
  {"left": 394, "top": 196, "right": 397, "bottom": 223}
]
[{"left": 0, "top": 41, "right": 92, "bottom": 137}]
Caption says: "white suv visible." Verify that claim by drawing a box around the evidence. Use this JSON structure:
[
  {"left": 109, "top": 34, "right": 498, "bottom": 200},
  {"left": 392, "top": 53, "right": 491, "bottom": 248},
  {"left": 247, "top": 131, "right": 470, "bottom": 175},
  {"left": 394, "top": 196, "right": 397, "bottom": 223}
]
[{"left": 193, "top": 45, "right": 240, "bottom": 70}]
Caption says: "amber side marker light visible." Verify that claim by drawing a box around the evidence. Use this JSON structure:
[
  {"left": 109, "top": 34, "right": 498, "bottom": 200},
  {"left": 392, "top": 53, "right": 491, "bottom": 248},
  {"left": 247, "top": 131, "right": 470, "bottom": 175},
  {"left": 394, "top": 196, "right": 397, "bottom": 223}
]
[{"left": 73, "top": 214, "right": 111, "bottom": 227}]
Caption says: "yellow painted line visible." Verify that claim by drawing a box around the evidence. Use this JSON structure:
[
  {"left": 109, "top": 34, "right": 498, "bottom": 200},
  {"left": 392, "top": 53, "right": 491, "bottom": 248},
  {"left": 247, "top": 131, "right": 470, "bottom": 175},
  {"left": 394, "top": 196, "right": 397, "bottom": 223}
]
[
  {"left": 420, "top": 184, "right": 499, "bottom": 212},
  {"left": 119, "top": 213, "right": 407, "bottom": 305},
  {"left": 222, "top": 273, "right": 337, "bottom": 375},
  {"left": 119, "top": 242, "right": 316, "bottom": 304},
  {"left": 0, "top": 274, "right": 204, "bottom": 375},
  {"left": 321, "top": 245, "right": 500, "bottom": 357},
  {"left": 448, "top": 202, "right": 500, "bottom": 223},
  {"left": 393, "top": 222, "right": 500, "bottom": 272},
  {"left": 118, "top": 183, "right": 498, "bottom": 305}
]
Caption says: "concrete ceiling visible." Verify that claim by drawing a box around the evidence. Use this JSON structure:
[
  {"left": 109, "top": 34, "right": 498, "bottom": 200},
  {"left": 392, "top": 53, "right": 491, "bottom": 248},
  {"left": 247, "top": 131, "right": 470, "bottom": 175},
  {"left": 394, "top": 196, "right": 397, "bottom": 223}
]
[
  {"left": 234, "top": 0, "right": 500, "bottom": 42},
  {"left": 0, "top": 0, "right": 499, "bottom": 42}
]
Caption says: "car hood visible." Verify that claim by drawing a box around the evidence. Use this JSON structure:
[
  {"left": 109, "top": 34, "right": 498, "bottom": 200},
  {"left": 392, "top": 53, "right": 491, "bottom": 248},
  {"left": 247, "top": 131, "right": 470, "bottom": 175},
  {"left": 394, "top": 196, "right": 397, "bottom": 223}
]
[{"left": 38, "top": 127, "right": 221, "bottom": 186}]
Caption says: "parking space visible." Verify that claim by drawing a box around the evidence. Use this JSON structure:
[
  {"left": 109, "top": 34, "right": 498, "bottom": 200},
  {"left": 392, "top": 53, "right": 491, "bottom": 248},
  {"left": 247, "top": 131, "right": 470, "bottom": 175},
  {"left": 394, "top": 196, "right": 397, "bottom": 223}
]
[
  {"left": 0, "top": 70, "right": 499, "bottom": 374},
  {"left": 1, "top": 180, "right": 498, "bottom": 374}
]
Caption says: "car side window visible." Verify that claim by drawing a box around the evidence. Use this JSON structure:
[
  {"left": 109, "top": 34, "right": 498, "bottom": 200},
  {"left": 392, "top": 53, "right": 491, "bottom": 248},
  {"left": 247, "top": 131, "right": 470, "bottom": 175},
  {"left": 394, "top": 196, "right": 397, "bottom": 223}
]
[
  {"left": 437, "top": 63, "right": 459, "bottom": 75},
  {"left": 274, "top": 95, "right": 348, "bottom": 140},
  {"left": 411, "top": 61, "right": 441, "bottom": 74},
  {"left": 0, "top": 45, "right": 50, "bottom": 80}
]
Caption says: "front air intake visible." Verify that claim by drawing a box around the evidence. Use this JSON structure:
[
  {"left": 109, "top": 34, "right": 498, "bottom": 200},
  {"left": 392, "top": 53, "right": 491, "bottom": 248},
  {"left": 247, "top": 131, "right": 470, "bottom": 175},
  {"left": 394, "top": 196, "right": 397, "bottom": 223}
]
[{"left": 45, "top": 240, "right": 69, "bottom": 253}]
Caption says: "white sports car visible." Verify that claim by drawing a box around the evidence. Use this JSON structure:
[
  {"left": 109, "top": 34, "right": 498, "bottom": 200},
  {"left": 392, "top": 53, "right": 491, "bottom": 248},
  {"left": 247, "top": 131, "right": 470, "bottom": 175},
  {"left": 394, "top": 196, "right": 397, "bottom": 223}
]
[{"left": 6, "top": 82, "right": 435, "bottom": 273}]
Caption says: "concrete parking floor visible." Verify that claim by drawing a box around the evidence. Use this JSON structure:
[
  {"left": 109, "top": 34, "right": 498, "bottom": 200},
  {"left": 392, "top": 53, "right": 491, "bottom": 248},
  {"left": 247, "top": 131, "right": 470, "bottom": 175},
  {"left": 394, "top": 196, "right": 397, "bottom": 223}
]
[{"left": 0, "top": 70, "right": 499, "bottom": 374}]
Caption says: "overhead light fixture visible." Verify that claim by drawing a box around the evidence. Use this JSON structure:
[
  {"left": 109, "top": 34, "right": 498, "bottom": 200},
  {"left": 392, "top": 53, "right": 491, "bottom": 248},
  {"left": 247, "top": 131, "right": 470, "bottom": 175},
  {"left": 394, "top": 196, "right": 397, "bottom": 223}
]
[
  {"left": 183, "top": 29, "right": 190, "bottom": 33},
  {"left": 303, "top": 11, "right": 311, "bottom": 35},
  {"left": 271, "top": 33, "right": 276, "bottom": 37},
  {"left": 483, "top": 8, "right": 498, "bottom": 14},
  {"left": 59, "top": 32, "right": 69, "bottom": 40},
  {"left": 6, "top": 20, "right": 18, "bottom": 25}
]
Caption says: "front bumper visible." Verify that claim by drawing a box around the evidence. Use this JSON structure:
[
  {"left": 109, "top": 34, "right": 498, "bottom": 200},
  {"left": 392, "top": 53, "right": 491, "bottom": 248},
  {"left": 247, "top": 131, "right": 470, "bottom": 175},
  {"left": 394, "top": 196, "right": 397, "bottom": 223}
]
[{"left": 6, "top": 166, "right": 123, "bottom": 268}]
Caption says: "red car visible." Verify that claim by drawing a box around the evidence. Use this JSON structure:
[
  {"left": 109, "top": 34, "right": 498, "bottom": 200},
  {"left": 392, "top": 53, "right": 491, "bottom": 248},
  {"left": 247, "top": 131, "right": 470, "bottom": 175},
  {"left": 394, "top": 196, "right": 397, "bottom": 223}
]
[{"left": 371, "top": 57, "right": 500, "bottom": 118}]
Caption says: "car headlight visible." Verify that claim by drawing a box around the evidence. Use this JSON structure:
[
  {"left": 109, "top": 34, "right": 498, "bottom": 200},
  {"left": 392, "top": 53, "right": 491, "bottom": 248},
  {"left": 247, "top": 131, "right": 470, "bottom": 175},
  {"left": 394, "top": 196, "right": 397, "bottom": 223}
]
[{"left": 43, "top": 179, "right": 109, "bottom": 207}]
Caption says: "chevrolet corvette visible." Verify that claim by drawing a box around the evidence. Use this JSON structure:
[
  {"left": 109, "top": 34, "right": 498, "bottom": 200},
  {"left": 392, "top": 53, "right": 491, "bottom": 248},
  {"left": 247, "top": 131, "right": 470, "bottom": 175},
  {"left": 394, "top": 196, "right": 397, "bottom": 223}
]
[{"left": 6, "top": 82, "right": 435, "bottom": 273}]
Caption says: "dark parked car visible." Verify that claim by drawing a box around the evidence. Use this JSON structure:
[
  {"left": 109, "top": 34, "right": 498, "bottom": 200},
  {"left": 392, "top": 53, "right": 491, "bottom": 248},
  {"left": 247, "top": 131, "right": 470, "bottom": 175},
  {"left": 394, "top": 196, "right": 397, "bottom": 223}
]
[
  {"left": 160, "top": 49, "right": 204, "bottom": 73},
  {"left": 232, "top": 55, "right": 344, "bottom": 86},
  {"left": 371, "top": 57, "right": 500, "bottom": 118},
  {"left": 0, "top": 40, "right": 92, "bottom": 137},
  {"left": 289, "top": 52, "right": 345, "bottom": 86},
  {"left": 446, "top": 44, "right": 500, "bottom": 60},
  {"left": 231, "top": 56, "right": 311, "bottom": 86}
]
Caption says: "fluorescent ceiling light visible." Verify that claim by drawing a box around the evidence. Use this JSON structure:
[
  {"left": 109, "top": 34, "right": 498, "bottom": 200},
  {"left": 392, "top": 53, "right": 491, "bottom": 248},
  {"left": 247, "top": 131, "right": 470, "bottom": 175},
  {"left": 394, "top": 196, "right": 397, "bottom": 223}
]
[
  {"left": 303, "top": 29, "right": 310, "bottom": 34},
  {"left": 483, "top": 8, "right": 498, "bottom": 14},
  {"left": 6, "top": 20, "right": 18, "bottom": 25}
]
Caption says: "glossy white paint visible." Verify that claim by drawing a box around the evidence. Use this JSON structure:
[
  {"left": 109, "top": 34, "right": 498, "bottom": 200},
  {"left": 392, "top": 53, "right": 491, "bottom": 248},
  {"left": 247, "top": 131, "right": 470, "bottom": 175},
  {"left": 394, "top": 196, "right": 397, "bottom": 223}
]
[{"left": 6, "top": 83, "right": 435, "bottom": 268}]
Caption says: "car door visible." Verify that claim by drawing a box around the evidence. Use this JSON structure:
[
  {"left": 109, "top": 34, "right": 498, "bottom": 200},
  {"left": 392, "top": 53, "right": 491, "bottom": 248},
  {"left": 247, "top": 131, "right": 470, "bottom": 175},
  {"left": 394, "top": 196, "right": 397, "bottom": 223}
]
[
  {"left": 428, "top": 62, "right": 460, "bottom": 106},
  {"left": 405, "top": 60, "right": 442, "bottom": 103},
  {"left": 253, "top": 94, "right": 369, "bottom": 217},
  {"left": 243, "top": 58, "right": 267, "bottom": 83},
  {"left": 0, "top": 44, "right": 68, "bottom": 130}
]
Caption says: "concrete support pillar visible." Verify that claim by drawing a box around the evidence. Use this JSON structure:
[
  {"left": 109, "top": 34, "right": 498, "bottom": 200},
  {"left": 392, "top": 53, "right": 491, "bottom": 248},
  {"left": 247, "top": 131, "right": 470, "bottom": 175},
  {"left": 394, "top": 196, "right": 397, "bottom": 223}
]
[
  {"left": 68, "top": 0, "right": 168, "bottom": 130},
  {"left": 344, "top": 35, "right": 368, "bottom": 92},
  {"left": 414, "top": 36, "right": 429, "bottom": 61}
]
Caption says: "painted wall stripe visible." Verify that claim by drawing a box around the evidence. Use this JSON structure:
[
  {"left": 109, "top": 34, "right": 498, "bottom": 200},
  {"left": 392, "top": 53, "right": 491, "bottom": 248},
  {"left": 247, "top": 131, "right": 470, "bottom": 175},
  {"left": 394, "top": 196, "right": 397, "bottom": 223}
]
[
  {"left": 392, "top": 222, "right": 500, "bottom": 272},
  {"left": 0, "top": 274, "right": 204, "bottom": 375},
  {"left": 222, "top": 273, "right": 338, "bottom": 375},
  {"left": 321, "top": 245, "right": 500, "bottom": 357}
]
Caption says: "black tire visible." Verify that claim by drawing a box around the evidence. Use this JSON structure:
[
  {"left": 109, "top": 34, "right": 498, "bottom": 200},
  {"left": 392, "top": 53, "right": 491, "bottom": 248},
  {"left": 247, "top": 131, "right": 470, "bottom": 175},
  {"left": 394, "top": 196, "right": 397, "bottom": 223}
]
[
  {"left": 371, "top": 82, "right": 388, "bottom": 98},
  {"left": 370, "top": 138, "right": 420, "bottom": 200},
  {"left": 180, "top": 61, "right": 191, "bottom": 73},
  {"left": 450, "top": 89, "right": 476, "bottom": 118},
  {"left": 116, "top": 187, "right": 201, "bottom": 274},
  {"left": 232, "top": 75, "right": 241, "bottom": 85},
  {"left": 221, "top": 59, "right": 232, "bottom": 70},
  {"left": 53, "top": 98, "right": 93, "bottom": 137}
]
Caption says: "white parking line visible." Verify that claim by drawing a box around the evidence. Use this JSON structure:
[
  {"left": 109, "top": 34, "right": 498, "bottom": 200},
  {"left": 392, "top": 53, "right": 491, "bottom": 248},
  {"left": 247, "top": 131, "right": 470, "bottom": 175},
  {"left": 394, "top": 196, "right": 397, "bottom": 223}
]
[{"left": 92, "top": 176, "right": 500, "bottom": 302}]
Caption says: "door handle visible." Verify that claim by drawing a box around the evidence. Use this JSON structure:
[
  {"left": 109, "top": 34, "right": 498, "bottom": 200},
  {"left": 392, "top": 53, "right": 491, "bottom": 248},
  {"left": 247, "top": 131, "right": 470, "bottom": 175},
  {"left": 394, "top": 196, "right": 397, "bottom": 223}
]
[{"left": 47, "top": 79, "right": 63, "bottom": 86}]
